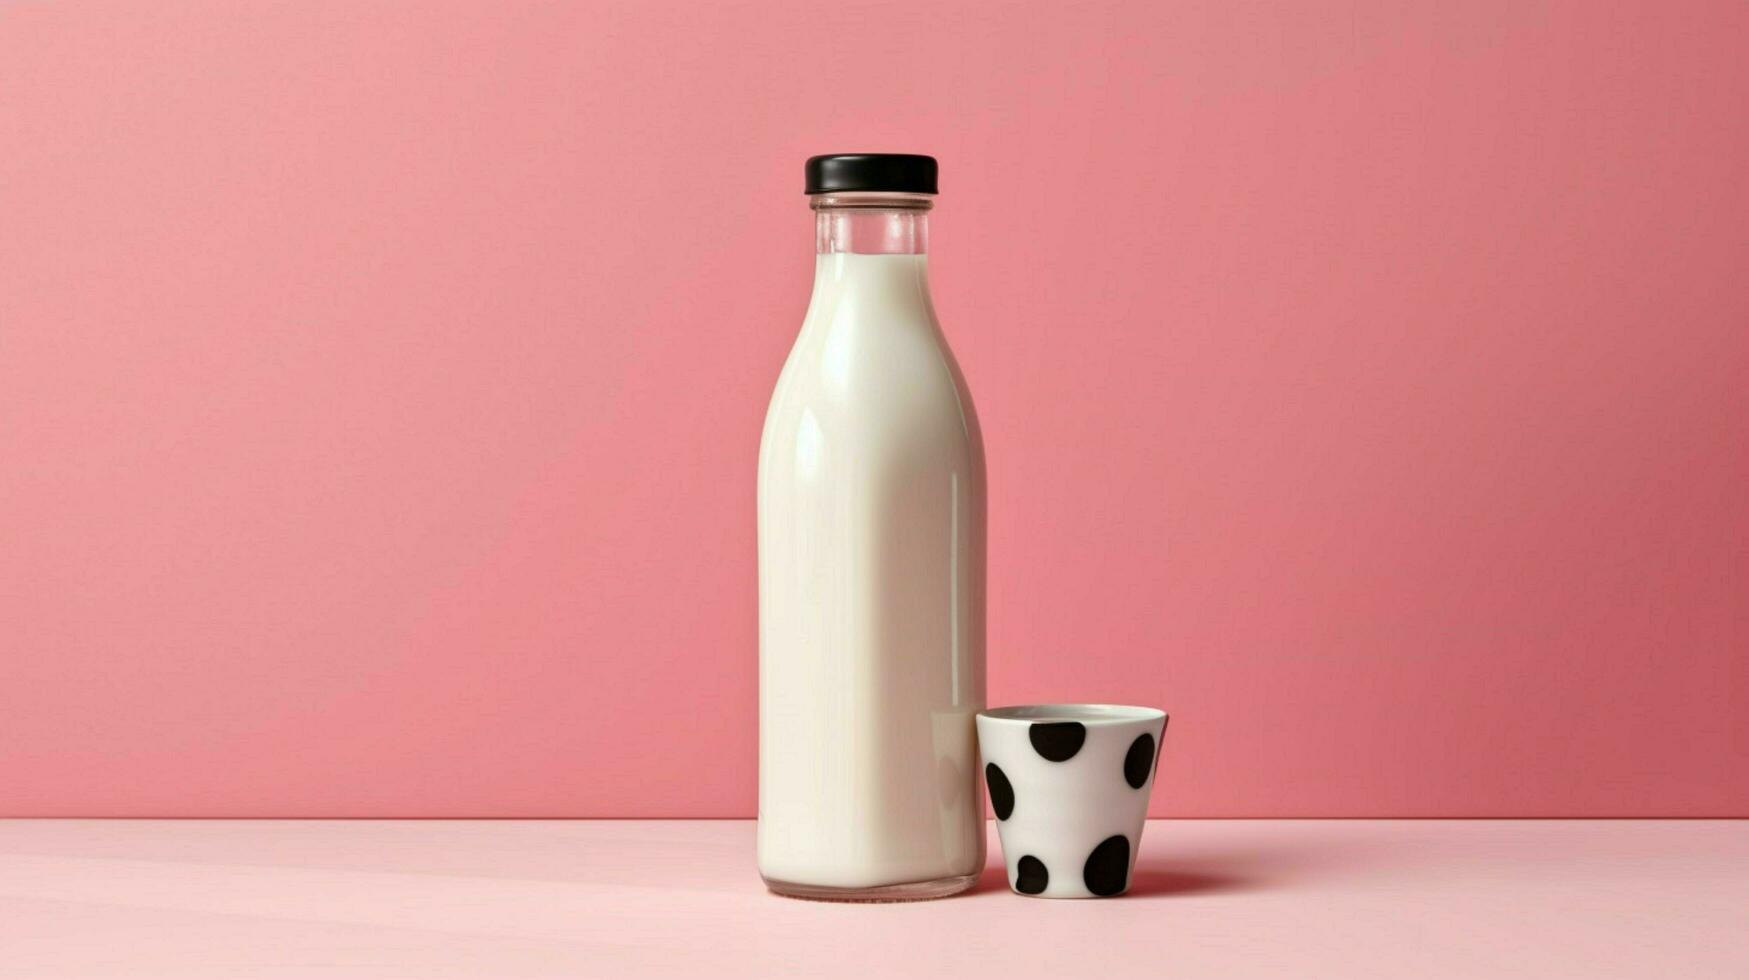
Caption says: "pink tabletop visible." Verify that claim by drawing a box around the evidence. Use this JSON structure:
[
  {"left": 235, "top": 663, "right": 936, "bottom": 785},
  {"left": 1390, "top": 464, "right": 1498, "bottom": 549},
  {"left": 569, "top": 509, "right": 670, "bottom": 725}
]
[{"left": 1, "top": 819, "right": 1744, "bottom": 978}]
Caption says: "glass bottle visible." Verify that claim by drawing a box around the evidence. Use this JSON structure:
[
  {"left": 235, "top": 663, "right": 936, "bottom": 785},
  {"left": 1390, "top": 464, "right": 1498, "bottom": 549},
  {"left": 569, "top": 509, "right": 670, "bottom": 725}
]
[{"left": 757, "top": 155, "right": 986, "bottom": 900}]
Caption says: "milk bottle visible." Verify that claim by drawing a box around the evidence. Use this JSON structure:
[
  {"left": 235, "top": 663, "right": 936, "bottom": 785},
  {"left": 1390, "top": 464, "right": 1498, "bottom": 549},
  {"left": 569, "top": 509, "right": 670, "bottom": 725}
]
[{"left": 757, "top": 155, "right": 986, "bottom": 900}]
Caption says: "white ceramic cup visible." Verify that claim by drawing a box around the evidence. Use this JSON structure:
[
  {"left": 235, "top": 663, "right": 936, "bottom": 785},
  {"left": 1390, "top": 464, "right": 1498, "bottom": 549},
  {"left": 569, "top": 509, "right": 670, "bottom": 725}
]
[{"left": 976, "top": 704, "right": 1169, "bottom": 898}]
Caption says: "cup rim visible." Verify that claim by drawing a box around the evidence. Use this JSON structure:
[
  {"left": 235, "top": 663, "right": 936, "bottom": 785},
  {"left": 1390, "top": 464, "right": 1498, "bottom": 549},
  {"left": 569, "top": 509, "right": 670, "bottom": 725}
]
[{"left": 978, "top": 703, "right": 1167, "bottom": 726}]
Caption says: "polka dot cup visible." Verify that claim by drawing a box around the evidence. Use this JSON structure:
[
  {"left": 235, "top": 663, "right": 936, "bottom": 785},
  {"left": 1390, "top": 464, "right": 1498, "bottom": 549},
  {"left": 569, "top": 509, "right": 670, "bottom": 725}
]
[{"left": 976, "top": 705, "right": 1169, "bottom": 898}]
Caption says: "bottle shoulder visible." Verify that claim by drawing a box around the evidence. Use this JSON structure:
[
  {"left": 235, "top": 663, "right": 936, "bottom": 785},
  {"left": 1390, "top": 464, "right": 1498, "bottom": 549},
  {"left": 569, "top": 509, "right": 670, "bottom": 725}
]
[
  {"left": 760, "top": 324, "right": 982, "bottom": 482},
  {"left": 764, "top": 320, "right": 977, "bottom": 428}
]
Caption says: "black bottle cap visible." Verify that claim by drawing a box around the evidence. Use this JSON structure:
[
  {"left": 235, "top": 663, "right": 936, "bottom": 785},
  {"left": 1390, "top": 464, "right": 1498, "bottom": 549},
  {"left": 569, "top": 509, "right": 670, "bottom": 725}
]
[{"left": 804, "top": 154, "right": 938, "bottom": 195}]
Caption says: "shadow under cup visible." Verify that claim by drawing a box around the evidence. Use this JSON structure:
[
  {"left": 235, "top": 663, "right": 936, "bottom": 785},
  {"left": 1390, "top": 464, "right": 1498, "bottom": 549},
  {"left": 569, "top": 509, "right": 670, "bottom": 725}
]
[{"left": 976, "top": 704, "right": 1169, "bottom": 899}]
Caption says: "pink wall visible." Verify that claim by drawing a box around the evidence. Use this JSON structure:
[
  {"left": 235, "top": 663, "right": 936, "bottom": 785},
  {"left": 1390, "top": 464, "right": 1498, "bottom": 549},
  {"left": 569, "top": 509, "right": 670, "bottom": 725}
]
[{"left": 2, "top": 1, "right": 1745, "bottom": 818}]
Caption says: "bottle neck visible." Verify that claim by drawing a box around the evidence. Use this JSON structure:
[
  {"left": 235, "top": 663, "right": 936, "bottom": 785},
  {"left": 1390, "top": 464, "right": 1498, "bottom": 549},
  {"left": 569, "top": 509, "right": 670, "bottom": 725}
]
[{"left": 812, "top": 192, "right": 932, "bottom": 255}]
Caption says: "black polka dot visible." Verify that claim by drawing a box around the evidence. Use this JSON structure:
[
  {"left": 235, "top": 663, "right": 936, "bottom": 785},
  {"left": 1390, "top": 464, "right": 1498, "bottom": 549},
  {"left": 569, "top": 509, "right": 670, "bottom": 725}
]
[
  {"left": 1028, "top": 721, "right": 1086, "bottom": 762},
  {"left": 1083, "top": 835, "right": 1131, "bottom": 896},
  {"left": 985, "top": 763, "right": 1014, "bottom": 821},
  {"left": 1014, "top": 855, "right": 1049, "bottom": 894},
  {"left": 1124, "top": 733, "right": 1155, "bottom": 789}
]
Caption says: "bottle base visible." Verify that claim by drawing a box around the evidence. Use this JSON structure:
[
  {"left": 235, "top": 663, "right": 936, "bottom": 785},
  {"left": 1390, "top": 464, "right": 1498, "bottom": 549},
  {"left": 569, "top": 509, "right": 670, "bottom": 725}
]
[{"left": 762, "top": 871, "right": 979, "bottom": 903}]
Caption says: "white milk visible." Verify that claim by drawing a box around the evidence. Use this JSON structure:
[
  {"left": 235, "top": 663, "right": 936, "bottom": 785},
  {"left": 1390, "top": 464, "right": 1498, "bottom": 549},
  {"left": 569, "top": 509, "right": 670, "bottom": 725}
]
[{"left": 757, "top": 250, "right": 986, "bottom": 898}]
